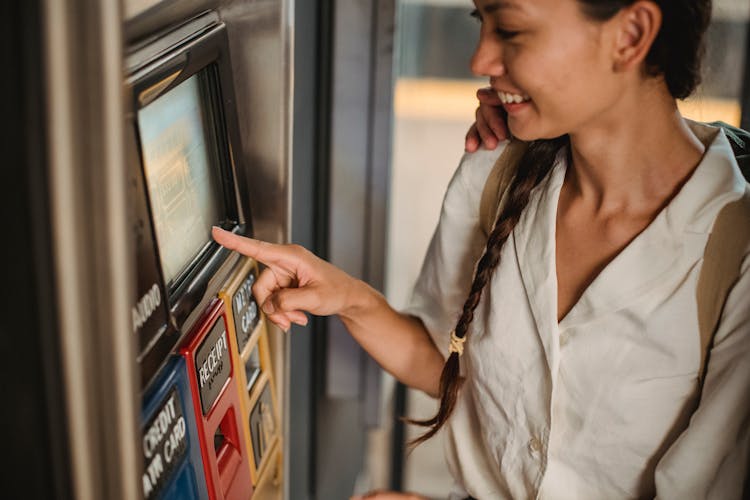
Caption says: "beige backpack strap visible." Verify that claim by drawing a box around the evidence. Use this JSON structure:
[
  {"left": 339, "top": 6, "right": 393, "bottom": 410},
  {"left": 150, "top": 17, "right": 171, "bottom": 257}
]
[
  {"left": 696, "top": 187, "right": 750, "bottom": 385},
  {"left": 479, "top": 140, "right": 528, "bottom": 236}
]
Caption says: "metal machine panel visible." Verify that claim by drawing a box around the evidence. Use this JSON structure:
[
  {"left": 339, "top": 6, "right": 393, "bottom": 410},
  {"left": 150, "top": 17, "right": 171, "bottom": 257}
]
[
  {"left": 141, "top": 356, "right": 210, "bottom": 500},
  {"left": 179, "top": 299, "right": 253, "bottom": 500}
]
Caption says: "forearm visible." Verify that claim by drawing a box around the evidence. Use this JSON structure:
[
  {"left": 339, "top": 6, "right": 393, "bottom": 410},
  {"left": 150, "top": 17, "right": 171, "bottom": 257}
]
[{"left": 339, "top": 279, "right": 444, "bottom": 397}]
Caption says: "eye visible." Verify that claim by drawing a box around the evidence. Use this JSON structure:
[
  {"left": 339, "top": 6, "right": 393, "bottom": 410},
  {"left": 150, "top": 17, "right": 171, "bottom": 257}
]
[
  {"left": 470, "top": 8, "right": 482, "bottom": 22},
  {"left": 495, "top": 28, "right": 520, "bottom": 40}
]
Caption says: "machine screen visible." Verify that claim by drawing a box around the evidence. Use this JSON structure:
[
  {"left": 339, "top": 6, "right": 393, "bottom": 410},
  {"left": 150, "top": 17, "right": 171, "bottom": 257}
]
[{"left": 138, "top": 71, "right": 225, "bottom": 286}]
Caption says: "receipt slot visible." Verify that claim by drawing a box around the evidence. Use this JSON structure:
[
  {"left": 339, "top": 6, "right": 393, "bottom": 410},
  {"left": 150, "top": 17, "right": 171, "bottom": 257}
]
[
  {"left": 219, "top": 258, "right": 282, "bottom": 490},
  {"left": 141, "top": 357, "right": 209, "bottom": 500},
  {"left": 180, "top": 299, "right": 252, "bottom": 500}
]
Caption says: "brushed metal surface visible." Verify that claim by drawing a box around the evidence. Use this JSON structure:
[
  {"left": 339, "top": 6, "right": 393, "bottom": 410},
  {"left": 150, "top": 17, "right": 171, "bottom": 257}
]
[
  {"left": 43, "top": 0, "right": 139, "bottom": 498},
  {"left": 219, "top": 0, "right": 290, "bottom": 246}
]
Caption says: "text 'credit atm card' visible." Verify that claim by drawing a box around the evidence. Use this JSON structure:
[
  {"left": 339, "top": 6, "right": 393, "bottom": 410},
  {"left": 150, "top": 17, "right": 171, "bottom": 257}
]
[{"left": 142, "top": 388, "right": 188, "bottom": 499}]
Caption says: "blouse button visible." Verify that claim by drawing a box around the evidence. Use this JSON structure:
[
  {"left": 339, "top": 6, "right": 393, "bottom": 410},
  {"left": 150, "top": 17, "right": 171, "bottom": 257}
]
[
  {"left": 528, "top": 437, "right": 542, "bottom": 453},
  {"left": 559, "top": 331, "right": 569, "bottom": 347}
]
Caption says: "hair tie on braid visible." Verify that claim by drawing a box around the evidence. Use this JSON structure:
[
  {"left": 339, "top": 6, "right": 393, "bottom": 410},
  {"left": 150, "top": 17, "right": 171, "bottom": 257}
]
[{"left": 449, "top": 331, "right": 466, "bottom": 356}]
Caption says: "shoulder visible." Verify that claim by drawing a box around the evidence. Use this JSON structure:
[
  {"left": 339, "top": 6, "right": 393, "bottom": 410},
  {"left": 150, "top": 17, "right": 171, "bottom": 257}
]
[
  {"left": 444, "top": 143, "right": 507, "bottom": 208},
  {"left": 677, "top": 122, "right": 748, "bottom": 234}
]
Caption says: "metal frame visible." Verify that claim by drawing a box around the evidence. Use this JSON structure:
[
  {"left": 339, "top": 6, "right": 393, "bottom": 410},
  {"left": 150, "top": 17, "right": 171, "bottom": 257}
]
[
  {"left": 1, "top": 1, "right": 72, "bottom": 497},
  {"left": 288, "top": 0, "right": 327, "bottom": 497},
  {"left": 43, "top": 0, "right": 140, "bottom": 498}
]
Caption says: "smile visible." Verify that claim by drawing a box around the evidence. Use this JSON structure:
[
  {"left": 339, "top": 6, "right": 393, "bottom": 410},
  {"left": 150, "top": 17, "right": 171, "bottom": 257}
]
[{"left": 497, "top": 91, "right": 530, "bottom": 104}]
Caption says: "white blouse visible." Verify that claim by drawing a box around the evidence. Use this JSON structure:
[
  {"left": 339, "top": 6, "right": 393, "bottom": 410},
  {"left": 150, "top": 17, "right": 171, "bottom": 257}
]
[{"left": 405, "top": 122, "right": 750, "bottom": 499}]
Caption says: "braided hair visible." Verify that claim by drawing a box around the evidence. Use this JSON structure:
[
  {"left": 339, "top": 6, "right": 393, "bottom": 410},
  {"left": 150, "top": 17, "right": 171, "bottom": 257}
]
[{"left": 407, "top": 137, "right": 568, "bottom": 445}]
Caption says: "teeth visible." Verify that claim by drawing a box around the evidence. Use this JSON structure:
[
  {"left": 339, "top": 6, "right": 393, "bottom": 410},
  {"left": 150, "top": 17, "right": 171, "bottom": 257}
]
[{"left": 497, "top": 91, "right": 530, "bottom": 104}]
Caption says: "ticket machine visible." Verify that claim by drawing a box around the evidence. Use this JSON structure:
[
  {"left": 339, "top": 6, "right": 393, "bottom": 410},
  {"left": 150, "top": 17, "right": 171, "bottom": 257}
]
[{"left": 126, "top": 12, "right": 280, "bottom": 499}]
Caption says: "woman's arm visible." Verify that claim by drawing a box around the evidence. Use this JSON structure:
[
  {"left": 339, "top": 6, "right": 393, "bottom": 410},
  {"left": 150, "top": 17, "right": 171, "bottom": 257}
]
[{"left": 212, "top": 228, "right": 444, "bottom": 397}]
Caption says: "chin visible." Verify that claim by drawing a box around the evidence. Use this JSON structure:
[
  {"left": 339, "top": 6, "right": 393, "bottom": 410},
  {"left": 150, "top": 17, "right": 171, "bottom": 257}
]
[
  {"left": 509, "top": 120, "right": 564, "bottom": 143},
  {"left": 508, "top": 123, "right": 540, "bottom": 142}
]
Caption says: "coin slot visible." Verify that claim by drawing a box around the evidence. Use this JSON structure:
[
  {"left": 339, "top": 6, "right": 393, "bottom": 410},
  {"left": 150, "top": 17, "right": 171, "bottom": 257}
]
[{"left": 245, "top": 344, "right": 262, "bottom": 392}]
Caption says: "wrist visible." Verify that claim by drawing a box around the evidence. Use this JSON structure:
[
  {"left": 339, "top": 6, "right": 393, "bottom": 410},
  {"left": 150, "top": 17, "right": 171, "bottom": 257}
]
[{"left": 339, "top": 278, "right": 383, "bottom": 323}]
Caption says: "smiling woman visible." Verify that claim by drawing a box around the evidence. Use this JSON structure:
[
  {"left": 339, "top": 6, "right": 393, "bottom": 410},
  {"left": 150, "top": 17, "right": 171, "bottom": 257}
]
[{"left": 213, "top": 0, "right": 750, "bottom": 498}]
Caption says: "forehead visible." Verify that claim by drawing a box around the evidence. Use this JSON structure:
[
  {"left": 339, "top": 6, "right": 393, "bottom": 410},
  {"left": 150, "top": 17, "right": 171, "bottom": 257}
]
[
  {"left": 473, "top": 0, "right": 526, "bottom": 14},
  {"left": 473, "top": 0, "right": 582, "bottom": 21}
]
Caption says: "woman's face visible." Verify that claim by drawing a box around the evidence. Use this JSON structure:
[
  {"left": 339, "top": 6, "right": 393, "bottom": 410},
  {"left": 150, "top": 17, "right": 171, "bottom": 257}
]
[{"left": 471, "top": 0, "right": 627, "bottom": 141}]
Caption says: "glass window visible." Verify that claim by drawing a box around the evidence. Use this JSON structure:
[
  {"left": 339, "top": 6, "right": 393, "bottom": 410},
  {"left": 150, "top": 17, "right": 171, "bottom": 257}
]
[{"left": 679, "top": 0, "right": 749, "bottom": 126}]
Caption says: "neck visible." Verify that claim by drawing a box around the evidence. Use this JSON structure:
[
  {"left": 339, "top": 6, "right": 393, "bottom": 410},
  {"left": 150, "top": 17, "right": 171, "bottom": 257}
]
[{"left": 566, "top": 82, "right": 705, "bottom": 216}]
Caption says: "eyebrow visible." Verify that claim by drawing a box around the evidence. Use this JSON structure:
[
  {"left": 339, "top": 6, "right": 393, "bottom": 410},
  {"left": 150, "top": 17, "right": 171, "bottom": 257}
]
[{"left": 481, "top": 1, "right": 522, "bottom": 14}]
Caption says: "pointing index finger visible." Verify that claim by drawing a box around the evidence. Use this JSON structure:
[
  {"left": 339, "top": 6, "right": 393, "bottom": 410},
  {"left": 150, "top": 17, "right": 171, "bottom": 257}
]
[{"left": 212, "top": 226, "right": 284, "bottom": 266}]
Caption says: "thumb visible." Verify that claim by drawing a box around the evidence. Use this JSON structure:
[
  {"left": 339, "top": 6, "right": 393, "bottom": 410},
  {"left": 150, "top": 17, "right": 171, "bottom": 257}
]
[{"left": 263, "top": 286, "right": 325, "bottom": 316}]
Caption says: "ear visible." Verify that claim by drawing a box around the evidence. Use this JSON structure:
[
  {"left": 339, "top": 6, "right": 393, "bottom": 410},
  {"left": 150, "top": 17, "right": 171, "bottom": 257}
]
[{"left": 611, "top": 1, "right": 661, "bottom": 72}]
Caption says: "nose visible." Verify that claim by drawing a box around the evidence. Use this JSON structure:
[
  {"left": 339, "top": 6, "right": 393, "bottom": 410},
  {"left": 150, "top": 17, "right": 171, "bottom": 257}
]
[{"left": 470, "top": 31, "right": 505, "bottom": 77}]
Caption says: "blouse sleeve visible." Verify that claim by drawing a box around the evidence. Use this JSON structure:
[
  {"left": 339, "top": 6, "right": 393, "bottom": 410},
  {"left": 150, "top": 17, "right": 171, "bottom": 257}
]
[
  {"left": 402, "top": 147, "right": 502, "bottom": 358},
  {"left": 654, "top": 250, "right": 750, "bottom": 499}
]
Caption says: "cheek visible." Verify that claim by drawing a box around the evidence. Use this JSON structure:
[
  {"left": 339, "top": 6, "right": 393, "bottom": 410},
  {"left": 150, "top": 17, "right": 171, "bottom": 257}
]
[{"left": 526, "top": 45, "right": 609, "bottom": 116}]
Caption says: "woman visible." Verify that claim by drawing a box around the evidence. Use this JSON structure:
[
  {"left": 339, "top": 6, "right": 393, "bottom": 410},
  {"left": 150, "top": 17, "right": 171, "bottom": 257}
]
[{"left": 214, "top": 0, "right": 750, "bottom": 498}]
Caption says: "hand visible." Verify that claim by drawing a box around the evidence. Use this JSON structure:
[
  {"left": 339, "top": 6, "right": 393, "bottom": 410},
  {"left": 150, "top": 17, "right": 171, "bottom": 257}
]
[
  {"left": 465, "top": 86, "right": 509, "bottom": 152},
  {"left": 350, "top": 492, "right": 428, "bottom": 500},
  {"left": 212, "top": 227, "right": 359, "bottom": 331}
]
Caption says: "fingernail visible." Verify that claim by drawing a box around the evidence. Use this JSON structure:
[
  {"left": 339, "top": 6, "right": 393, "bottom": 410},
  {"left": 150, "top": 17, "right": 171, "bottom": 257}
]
[{"left": 262, "top": 301, "right": 275, "bottom": 314}]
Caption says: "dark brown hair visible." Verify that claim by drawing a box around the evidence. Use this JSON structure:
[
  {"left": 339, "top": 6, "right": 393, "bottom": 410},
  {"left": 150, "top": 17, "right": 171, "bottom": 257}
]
[
  {"left": 408, "top": 0, "right": 712, "bottom": 445},
  {"left": 579, "top": 0, "right": 712, "bottom": 99}
]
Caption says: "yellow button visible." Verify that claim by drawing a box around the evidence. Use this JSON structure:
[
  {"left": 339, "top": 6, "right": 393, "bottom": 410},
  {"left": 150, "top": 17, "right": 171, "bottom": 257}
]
[{"left": 528, "top": 437, "right": 541, "bottom": 453}]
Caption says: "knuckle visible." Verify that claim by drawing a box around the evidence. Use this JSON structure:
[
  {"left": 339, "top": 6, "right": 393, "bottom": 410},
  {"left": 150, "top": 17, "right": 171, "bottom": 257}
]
[{"left": 288, "top": 243, "right": 307, "bottom": 257}]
